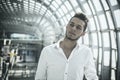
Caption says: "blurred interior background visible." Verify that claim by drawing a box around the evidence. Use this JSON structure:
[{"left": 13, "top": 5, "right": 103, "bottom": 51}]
[{"left": 0, "top": 0, "right": 120, "bottom": 80}]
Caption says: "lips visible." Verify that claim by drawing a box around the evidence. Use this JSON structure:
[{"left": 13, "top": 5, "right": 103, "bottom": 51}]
[{"left": 69, "top": 32, "right": 76, "bottom": 36}]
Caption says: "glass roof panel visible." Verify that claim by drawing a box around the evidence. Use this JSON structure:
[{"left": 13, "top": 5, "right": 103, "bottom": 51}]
[
  {"left": 94, "top": 16, "right": 100, "bottom": 31},
  {"left": 91, "top": 33, "right": 98, "bottom": 46},
  {"left": 111, "top": 31, "right": 117, "bottom": 48},
  {"left": 56, "top": 11, "right": 61, "bottom": 18},
  {"left": 63, "top": 17, "right": 67, "bottom": 24},
  {"left": 99, "top": 14, "right": 108, "bottom": 30},
  {"left": 106, "top": 11, "right": 114, "bottom": 29},
  {"left": 61, "top": 5, "right": 68, "bottom": 14},
  {"left": 52, "top": 0, "right": 59, "bottom": 9},
  {"left": 70, "top": 0, "right": 78, "bottom": 8},
  {"left": 103, "top": 32, "right": 110, "bottom": 47},
  {"left": 114, "top": 9, "right": 120, "bottom": 28},
  {"left": 101, "top": 0, "right": 109, "bottom": 10},
  {"left": 88, "top": 0, "right": 95, "bottom": 15},
  {"left": 58, "top": 8, "right": 64, "bottom": 17},
  {"left": 70, "top": 10, "right": 75, "bottom": 16},
  {"left": 109, "top": 0, "right": 118, "bottom": 6},
  {"left": 75, "top": 7, "right": 82, "bottom": 13},
  {"left": 50, "top": 4, "right": 56, "bottom": 11},
  {"left": 55, "top": 0, "right": 62, "bottom": 6},
  {"left": 66, "top": 14, "right": 71, "bottom": 21},
  {"left": 44, "top": 0, "right": 51, "bottom": 5},
  {"left": 89, "top": 17, "right": 96, "bottom": 31},
  {"left": 83, "top": 3, "right": 92, "bottom": 15},
  {"left": 92, "top": 0, "right": 103, "bottom": 12},
  {"left": 64, "top": 1, "right": 72, "bottom": 11}
]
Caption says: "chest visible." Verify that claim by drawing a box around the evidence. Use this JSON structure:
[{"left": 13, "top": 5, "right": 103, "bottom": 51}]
[{"left": 62, "top": 48, "right": 72, "bottom": 59}]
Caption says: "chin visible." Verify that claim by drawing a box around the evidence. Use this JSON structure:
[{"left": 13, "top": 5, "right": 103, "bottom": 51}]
[{"left": 66, "top": 36, "right": 79, "bottom": 41}]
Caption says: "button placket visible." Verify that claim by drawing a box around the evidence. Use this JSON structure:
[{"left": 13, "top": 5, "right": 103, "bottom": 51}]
[{"left": 64, "top": 60, "right": 69, "bottom": 80}]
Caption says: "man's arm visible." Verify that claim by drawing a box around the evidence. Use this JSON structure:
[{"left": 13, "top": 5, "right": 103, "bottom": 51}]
[
  {"left": 35, "top": 48, "right": 47, "bottom": 80},
  {"left": 84, "top": 49, "right": 98, "bottom": 80}
]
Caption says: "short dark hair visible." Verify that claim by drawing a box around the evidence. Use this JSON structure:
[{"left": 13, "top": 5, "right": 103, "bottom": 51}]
[{"left": 72, "top": 13, "right": 89, "bottom": 31}]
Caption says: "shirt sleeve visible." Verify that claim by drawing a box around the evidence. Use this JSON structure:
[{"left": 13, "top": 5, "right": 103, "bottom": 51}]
[
  {"left": 84, "top": 49, "right": 98, "bottom": 80},
  {"left": 35, "top": 48, "right": 47, "bottom": 80}
]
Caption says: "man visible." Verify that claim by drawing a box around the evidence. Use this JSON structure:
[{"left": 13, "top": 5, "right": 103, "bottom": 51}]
[{"left": 35, "top": 13, "right": 98, "bottom": 80}]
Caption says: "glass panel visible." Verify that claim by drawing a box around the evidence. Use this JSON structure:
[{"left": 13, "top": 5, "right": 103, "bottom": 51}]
[
  {"left": 88, "top": 1, "right": 95, "bottom": 15},
  {"left": 114, "top": 9, "right": 120, "bottom": 28},
  {"left": 44, "top": 0, "right": 51, "bottom": 5},
  {"left": 35, "top": 3, "right": 41, "bottom": 13},
  {"left": 56, "top": 11, "right": 61, "bottom": 18},
  {"left": 110, "top": 31, "right": 117, "bottom": 48},
  {"left": 11, "top": 33, "right": 38, "bottom": 39},
  {"left": 99, "top": 48, "right": 102, "bottom": 63},
  {"left": 83, "top": 3, "right": 92, "bottom": 15},
  {"left": 50, "top": 5, "right": 56, "bottom": 11},
  {"left": 99, "top": 14, "right": 108, "bottom": 30},
  {"left": 51, "top": 15, "right": 56, "bottom": 22},
  {"left": 66, "top": 14, "right": 71, "bottom": 21},
  {"left": 94, "top": 16, "right": 100, "bottom": 30},
  {"left": 36, "top": 2, "right": 41, "bottom": 8},
  {"left": 104, "top": 51, "right": 110, "bottom": 66},
  {"left": 24, "top": 1, "right": 28, "bottom": 13},
  {"left": 112, "top": 50, "right": 116, "bottom": 68},
  {"left": 92, "top": 48, "right": 98, "bottom": 60},
  {"left": 101, "top": 0, "right": 109, "bottom": 10},
  {"left": 106, "top": 11, "right": 114, "bottom": 29},
  {"left": 75, "top": 7, "right": 82, "bottom": 13},
  {"left": 52, "top": 0, "right": 59, "bottom": 9},
  {"left": 55, "top": 0, "right": 62, "bottom": 5},
  {"left": 69, "top": 0, "right": 78, "bottom": 8},
  {"left": 40, "top": 19, "right": 46, "bottom": 26},
  {"left": 109, "top": 0, "right": 118, "bottom": 6},
  {"left": 58, "top": 8, "right": 64, "bottom": 17},
  {"left": 63, "top": 17, "right": 67, "bottom": 24},
  {"left": 111, "top": 70, "right": 116, "bottom": 80},
  {"left": 70, "top": 11, "right": 74, "bottom": 17},
  {"left": 89, "top": 17, "right": 96, "bottom": 31},
  {"left": 83, "top": 33, "right": 89, "bottom": 45},
  {"left": 60, "top": 18, "right": 65, "bottom": 25},
  {"left": 98, "top": 64, "right": 101, "bottom": 75},
  {"left": 118, "top": 32, "right": 120, "bottom": 48},
  {"left": 47, "top": 10, "right": 52, "bottom": 17},
  {"left": 91, "top": 33, "right": 98, "bottom": 46},
  {"left": 41, "top": 6, "right": 47, "bottom": 13},
  {"left": 103, "top": 32, "right": 110, "bottom": 47},
  {"left": 92, "top": 0, "right": 103, "bottom": 11},
  {"left": 98, "top": 32, "right": 102, "bottom": 47},
  {"left": 64, "top": 1, "right": 72, "bottom": 11},
  {"left": 61, "top": 5, "right": 68, "bottom": 14}
]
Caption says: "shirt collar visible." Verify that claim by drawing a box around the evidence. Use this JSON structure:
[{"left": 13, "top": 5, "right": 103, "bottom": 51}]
[{"left": 54, "top": 38, "right": 80, "bottom": 49}]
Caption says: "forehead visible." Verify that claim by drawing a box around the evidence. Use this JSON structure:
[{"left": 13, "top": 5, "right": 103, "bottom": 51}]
[{"left": 70, "top": 17, "right": 85, "bottom": 26}]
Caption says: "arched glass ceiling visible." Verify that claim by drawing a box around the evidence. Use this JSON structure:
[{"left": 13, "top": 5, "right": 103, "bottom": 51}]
[{"left": 0, "top": 0, "right": 120, "bottom": 79}]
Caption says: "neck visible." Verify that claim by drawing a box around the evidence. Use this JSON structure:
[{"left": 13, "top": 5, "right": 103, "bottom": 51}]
[{"left": 60, "top": 37, "right": 77, "bottom": 50}]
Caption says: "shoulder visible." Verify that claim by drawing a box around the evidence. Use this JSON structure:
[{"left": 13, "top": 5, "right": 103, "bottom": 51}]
[
  {"left": 78, "top": 44, "right": 93, "bottom": 57},
  {"left": 42, "top": 43, "right": 56, "bottom": 52},
  {"left": 40, "top": 44, "right": 57, "bottom": 57},
  {"left": 79, "top": 44, "right": 91, "bottom": 51}
]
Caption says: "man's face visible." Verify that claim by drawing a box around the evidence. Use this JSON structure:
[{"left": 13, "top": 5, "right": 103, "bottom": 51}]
[{"left": 66, "top": 17, "right": 85, "bottom": 41}]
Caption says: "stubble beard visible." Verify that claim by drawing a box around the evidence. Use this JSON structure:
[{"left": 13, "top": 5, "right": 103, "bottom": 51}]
[{"left": 65, "top": 34, "right": 79, "bottom": 41}]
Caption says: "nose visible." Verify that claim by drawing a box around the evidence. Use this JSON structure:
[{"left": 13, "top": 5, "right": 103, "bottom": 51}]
[{"left": 71, "top": 26, "right": 77, "bottom": 30}]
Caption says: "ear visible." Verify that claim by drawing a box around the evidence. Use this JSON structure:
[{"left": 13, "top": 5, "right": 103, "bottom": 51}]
[{"left": 81, "top": 32, "right": 86, "bottom": 36}]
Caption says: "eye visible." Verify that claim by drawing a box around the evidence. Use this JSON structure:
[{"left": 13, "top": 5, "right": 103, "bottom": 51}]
[
  {"left": 69, "top": 23, "right": 74, "bottom": 27},
  {"left": 76, "top": 26, "right": 82, "bottom": 30}
]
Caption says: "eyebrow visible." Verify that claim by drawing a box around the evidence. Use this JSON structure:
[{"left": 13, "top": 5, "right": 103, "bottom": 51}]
[
  {"left": 70, "top": 22, "right": 81, "bottom": 27},
  {"left": 70, "top": 21, "right": 74, "bottom": 24}
]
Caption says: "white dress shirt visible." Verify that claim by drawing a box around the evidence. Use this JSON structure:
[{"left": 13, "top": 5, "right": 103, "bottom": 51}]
[{"left": 35, "top": 40, "right": 98, "bottom": 80}]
